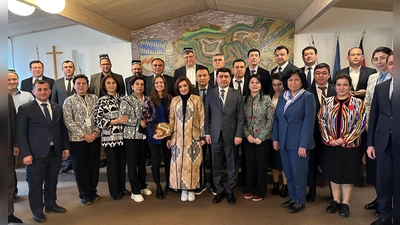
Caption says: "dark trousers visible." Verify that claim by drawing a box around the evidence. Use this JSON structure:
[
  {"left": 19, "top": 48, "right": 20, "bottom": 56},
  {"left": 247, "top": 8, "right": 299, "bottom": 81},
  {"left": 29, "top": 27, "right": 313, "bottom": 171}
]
[
  {"left": 280, "top": 148, "right": 309, "bottom": 205},
  {"left": 376, "top": 136, "right": 393, "bottom": 220},
  {"left": 69, "top": 139, "right": 100, "bottom": 200},
  {"left": 307, "top": 145, "right": 322, "bottom": 191},
  {"left": 8, "top": 156, "right": 15, "bottom": 216},
  {"left": 149, "top": 140, "right": 171, "bottom": 187},
  {"left": 104, "top": 146, "right": 127, "bottom": 196},
  {"left": 124, "top": 139, "right": 147, "bottom": 194},
  {"left": 199, "top": 144, "right": 215, "bottom": 190},
  {"left": 244, "top": 139, "right": 270, "bottom": 198},
  {"left": 27, "top": 147, "right": 62, "bottom": 216},
  {"left": 211, "top": 133, "right": 239, "bottom": 194}
]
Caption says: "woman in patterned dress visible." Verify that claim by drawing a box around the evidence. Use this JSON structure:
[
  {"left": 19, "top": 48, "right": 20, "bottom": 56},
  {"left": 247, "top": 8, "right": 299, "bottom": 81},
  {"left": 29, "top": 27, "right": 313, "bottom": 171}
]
[
  {"left": 318, "top": 74, "right": 366, "bottom": 218},
  {"left": 242, "top": 74, "right": 274, "bottom": 201},
  {"left": 165, "top": 77, "right": 205, "bottom": 202},
  {"left": 120, "top": 76, "right": 152, "bottom": 202},
  {"left": 94, "top": 74, "right": 129, "bottom": 200}
]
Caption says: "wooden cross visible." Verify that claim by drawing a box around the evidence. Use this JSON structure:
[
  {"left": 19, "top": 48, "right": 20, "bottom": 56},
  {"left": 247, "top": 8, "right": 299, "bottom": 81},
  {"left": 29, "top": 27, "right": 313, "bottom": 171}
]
[{"left": 46, "top": 45, "right": 62, "bottom": 79}]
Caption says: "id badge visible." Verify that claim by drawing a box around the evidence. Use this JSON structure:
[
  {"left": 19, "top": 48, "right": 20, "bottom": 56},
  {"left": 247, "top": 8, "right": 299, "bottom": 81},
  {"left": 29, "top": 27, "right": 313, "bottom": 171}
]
[{"left": 85, "top": 118, "right": 92, "bottom": 127}]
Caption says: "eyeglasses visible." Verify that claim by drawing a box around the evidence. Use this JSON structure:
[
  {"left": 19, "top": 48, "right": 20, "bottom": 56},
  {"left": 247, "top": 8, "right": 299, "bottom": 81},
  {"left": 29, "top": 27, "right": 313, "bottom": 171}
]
[{"left": 314, "top": 72, "right": 329, "bottom": 76}]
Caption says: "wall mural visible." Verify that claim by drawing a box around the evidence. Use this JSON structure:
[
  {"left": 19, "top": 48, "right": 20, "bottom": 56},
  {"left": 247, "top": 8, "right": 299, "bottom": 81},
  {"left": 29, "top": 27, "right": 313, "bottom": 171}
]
[{"left": 131, "top": 10, "right": 294, "bottom": 76}]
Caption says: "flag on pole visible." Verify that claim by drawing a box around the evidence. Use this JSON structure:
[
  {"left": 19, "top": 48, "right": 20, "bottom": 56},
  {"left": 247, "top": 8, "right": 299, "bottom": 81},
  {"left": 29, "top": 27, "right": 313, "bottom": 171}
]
[
  {"left": 333, "top": 33, "right": 341, "bottom": 78},
  {"left": 359, "top": 29, "right": 366, "bottom": 67},
  {"left": 36, "top": 45, "right": 40, "bottom": 60},
  {"left": 311, "top": 35, "right": 318, "bottom": 64}
]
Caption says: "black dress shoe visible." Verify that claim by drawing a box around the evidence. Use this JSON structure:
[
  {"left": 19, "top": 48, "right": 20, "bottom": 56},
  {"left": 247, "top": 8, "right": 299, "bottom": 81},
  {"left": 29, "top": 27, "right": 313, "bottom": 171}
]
[
  {"left": 280, "top": 184, "right": 288, "bottom": 198},
  {"left": 112, "top": 195, "right": 122, "bottom": 200},
  {"left": 145, "top": 157, "right": 152, "bottom": 166},
  {"left": 212, "top": 193, "right": 225, "bottom": 204},
  {"left": 271, "top": 182, "right": 279, "bottom": 196},
  {"left": 227, "top": 193, "right": 236, "bottom": 205},
  {"left": 371, "top": 218, "right": 392, "bottom": 225},
  {"left": 99, "top": 159, "right": 107, "bottom": 168},
  {"left": 61, "top": 164, "right": 73, "bottom": 173},
  {"left": 287, "top": 203, "right": 305, "bottom": 213},
  {"left": 339, "top": 203, "right": 350, "bottom": 218},
  {"left": 33, "top": 214, "right": 46, "bottom": 223},
  {"left": 306, "top": 189, "right": 316, "bottom": 202},
  {"left": 156, "top": 189, "right": 164, "bottom": 200},
  {"left": 326, "top": 201, "right": 341, "bottom": 214},
  {"left": 8, "top": 214, "right": 23, "bottom": 223},
  {"left": 365, "top": 198, "right": 379, "bottom": 210},
  {"left": 45, "top": 205, "right": 67, "bottom": 213},
  {"left": 281, "top": 199, "right": 295, "bottom": 208}
]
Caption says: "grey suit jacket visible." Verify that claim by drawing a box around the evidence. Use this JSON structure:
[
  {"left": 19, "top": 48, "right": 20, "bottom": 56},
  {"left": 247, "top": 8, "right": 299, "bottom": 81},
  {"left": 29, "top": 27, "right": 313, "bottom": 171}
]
[
  {"left": 16, "top": 100, "right": 69, "bottom": 159},
  {"left": 89, "top": 72, "right": 125, "bottom": 97},
  {"left": 205, "top": 87, "right": 244, "bottom": 144},
  {"left": 367, "top": 79, "right": 393, "bottom": 152},
  {"left": 51, "top": 77, "right": 74, "bottom": 105}
]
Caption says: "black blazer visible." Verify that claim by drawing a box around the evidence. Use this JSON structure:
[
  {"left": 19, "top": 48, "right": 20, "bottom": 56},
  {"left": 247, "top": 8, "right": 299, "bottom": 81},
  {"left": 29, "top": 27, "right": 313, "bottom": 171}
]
[
  {"left": 51, "top": 77, "right": 74, "bottom": 105},
  {"left": 16, "top": 100, "right": 69, "bottom": 159},
  {"left": 271, "top": 63, "right": 299, "bottom": 76},
  {"left": 209, "top": 71, "right": 217, "bottom": 88},
  {"left": 367, "top": 79, "right": 393, "bottom": 152},
  {"left": 229, "top": 77, "right": 249, "bottom": 96},
  {"left": 307, "top": 83, "right": 336, "bottom": 144},
  {"left": 334, "top": 66, "right": 376, "bottom": 100},
  {"left": 144, "top": 74, "right": 176, "bottom": 97},
  {"left": 244, "top": 66, "right": 271, "bottom": 95},
  {"left": 20, "top": 76, "right": 55, "bottom": 94},
  {"left": 125, "top": 75, "right": 134, "bottom": 96}
]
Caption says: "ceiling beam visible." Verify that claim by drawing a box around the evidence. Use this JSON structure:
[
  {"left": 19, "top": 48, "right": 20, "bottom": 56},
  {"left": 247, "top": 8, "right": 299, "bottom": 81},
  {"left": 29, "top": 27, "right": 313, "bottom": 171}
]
[
  {"left": 22, "top": 0, "right": 131, "bottom": 42},
  {"left": 295, "top": 0, "right": 340, "bottom": 33}
]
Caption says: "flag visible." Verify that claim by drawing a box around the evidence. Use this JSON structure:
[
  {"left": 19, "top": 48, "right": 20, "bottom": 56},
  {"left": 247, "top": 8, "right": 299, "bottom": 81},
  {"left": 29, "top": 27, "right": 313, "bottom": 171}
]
[
  {"left": 333, "top": 37, "right": 341, "bottom": 77},
  {"left": 36, "top": 45, "right": 40, "bottom": 60},
  {"left": 359, "top": 37, "right": 366, "bottom": 67}
]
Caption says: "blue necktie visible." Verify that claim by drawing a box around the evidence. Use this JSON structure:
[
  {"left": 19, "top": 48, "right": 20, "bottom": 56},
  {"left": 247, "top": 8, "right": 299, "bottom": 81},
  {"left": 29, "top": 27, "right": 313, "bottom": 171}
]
[
  {"left": 220, "top": 89, "right": 225, "bottom": 109},
  {"left": 377, "top": 72, "right": 387, "bottom": 84},
  {"left": 41, "top": 103, "right": 52, "bottom": 124}
]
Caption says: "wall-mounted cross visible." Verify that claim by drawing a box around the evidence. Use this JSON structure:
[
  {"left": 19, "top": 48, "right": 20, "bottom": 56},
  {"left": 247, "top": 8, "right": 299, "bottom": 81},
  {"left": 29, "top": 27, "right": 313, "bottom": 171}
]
[{"left": 46, "top": 45, "right": 62, "bottom": 79}]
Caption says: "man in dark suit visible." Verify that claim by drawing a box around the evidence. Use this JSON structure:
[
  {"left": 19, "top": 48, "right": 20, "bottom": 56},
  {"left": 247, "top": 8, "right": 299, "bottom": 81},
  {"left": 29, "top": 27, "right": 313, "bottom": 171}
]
[
  {"left": 125, "top": 60, "right": 144, "bottom": 95},
  {"left": 209, "top": 54, "right": 225, "bottom": 88},
  {"left": 8, "top": 93, "right": 23, "bottom": 224},
  {"left": 205, "top": 67, "right": 244, "bottom": 205},
  {"left": 230, "top": 59, "right": 249, "bottom": 96},
  {"left": 144, "top": 58, "right": 175, "bottom": 96},
  {"left": 89, "top": 54, "right": 125, "bottom": 168},
  {"left": 20, "top": 60, "right": 54, "bottom": 95},
  {"left": 271, "top": 45, "right": 298, "bottom": 77},
  {"left": 334, "top": 47, "right": 376, "bottom": 101},
  {"left": 300, "top": 46, "right": 318, "bottom": 86},
  {"left": 51, "top": 60, "right": 76, "bottom": 173},
  {"left": 367, "top": 53, "right": 394, "bottom": 225},
  {"left": 192, "top": 65, "right": 216, "bottom": 195},
  {"left": 173, "top": 48, "right": 202, "bottom": 87},
  {"left": 306, "top": 63, "right": 336, "bottom": 202},
  {"left": 244, "top": 48, "right": 271, "bottom": 95},
  {"left": 17, "top": 80, "right": 70, "bottom": 223}
]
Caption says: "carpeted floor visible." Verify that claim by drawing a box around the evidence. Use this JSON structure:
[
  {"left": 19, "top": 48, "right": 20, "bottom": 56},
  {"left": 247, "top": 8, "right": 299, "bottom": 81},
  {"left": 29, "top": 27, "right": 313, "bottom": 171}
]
[{"left": 12, "top": 180, "right": 378, "bottom": 225}]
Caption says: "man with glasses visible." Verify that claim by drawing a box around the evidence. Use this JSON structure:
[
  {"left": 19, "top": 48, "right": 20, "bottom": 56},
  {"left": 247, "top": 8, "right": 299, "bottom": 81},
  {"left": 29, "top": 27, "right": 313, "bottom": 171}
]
[
  {"left": 306, "top": 63, "right": 336, "bottom": 203},
  {"left": 21, "top": 60, "right": 54, "bottom": 94}
]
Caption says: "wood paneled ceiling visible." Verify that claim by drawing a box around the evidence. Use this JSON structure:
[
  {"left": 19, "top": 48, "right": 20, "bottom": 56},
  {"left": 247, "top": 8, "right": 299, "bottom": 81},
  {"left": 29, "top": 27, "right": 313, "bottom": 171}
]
[{"left": 8, "top": 0, "right": 393, "bottom": 41}]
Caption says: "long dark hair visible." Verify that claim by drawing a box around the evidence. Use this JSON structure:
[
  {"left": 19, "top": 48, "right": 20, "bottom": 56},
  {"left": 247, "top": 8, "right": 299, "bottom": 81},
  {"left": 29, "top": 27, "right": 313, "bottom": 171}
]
[
  {"left": 150, "top": 75, "right": 168, "bottom": 106},
  {"left": 245, "top": 74, "right": 264, "bottom": 103}
]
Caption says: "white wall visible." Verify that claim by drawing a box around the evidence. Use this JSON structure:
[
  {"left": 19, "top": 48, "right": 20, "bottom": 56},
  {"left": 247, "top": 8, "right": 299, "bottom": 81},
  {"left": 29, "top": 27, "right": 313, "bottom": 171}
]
[
  {"left": 10, "top": 25, "right": 132, "bottom": 84},
  {"left": 294, "top": 7, "right": 393, "bottom": 71}
]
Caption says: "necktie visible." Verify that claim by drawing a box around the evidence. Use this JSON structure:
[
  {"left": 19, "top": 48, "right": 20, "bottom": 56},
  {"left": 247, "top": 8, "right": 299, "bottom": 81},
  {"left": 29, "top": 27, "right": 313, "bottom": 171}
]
[
  {"left": 66, "top": 77, "right": 73, "bottom": 96},
  {"left": 377, "top": 72, "right": 387, "bottom": 84},
  {"left": 318, "top": 86, "right": 327, "bottom": 104},
  {"left": 307, "top": 67, "right": 312, "bottom": 85},
  {"left": 41, "top": 103, "right": 52, "bottom": 124},
  {"left": 236, "top": 80, "right": 242, "bottom": 96},
  {"left": 251, "top": 70, "right": 256, "bottom": 75},
  {"left": 278, "top": 67, "right": 282, "bottom": 73},
  {"left": 220, "top": 89, "right": 225, "bottom": 109},
  {"left": 200, "top": 88, "right": 207, "bottom": 102}
]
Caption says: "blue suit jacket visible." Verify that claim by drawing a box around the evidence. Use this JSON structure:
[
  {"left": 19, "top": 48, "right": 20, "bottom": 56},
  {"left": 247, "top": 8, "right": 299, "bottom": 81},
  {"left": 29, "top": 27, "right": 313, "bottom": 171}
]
[
  {"left": 205, "top": 87, "right": 244, "bottom": 144},
  {"left": 367, "top": 79, "right": 393, "bottom": 152},
  {"left": 272, "top": 90, "right": 316, "bottom": 150},
  {"left": 16, "top": 100, "right": 69, "bottom": 159}
]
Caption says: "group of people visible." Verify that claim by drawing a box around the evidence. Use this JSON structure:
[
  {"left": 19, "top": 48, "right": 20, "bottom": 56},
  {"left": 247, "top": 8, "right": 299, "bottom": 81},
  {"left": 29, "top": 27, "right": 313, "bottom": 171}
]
[{"left": 7, "top": 45, "right": 395, "bottom": 225}]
